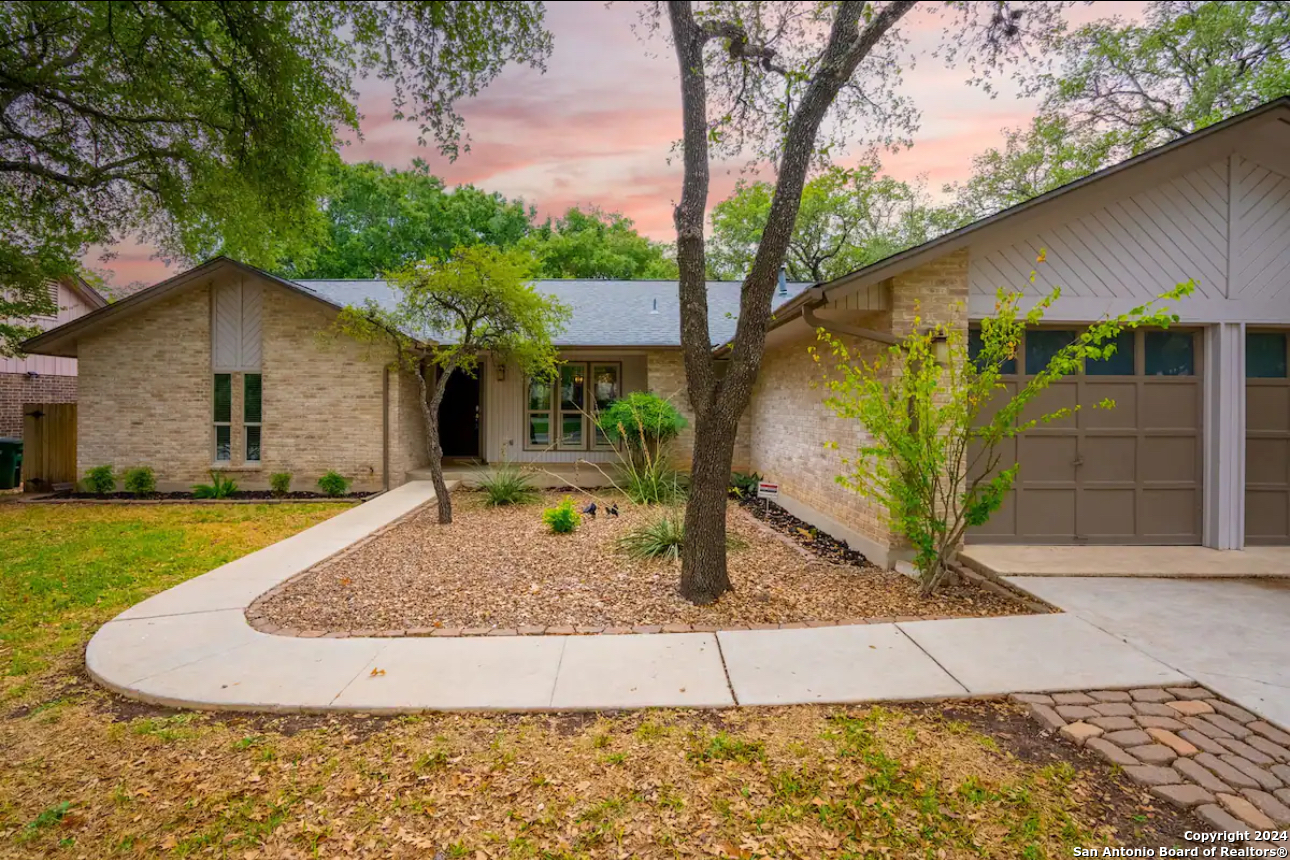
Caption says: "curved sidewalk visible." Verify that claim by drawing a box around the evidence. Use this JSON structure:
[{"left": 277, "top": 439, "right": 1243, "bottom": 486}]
[{"left": 88, "top": 482, "right": 1191, "bottom": 714}]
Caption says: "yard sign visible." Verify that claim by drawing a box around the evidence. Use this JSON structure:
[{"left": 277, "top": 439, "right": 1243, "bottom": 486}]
[{"left": 757, "top": 481, "right": 779, "bottom": 501}]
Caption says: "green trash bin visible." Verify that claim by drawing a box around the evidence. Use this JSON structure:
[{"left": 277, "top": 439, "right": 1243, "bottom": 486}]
[{"left": 0, "top": 437, "right": 21, "bottom": 490}]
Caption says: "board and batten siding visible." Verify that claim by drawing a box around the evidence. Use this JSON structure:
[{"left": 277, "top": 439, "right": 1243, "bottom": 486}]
[
  {"left": 968, "top": 152, "right": 1290, "bottom": 322},
  {"left": 484, "top": 352, "right": 648, "bottom": 464},
  {"left": 1, "top": 281, "right": 94, "bottom": 376}
]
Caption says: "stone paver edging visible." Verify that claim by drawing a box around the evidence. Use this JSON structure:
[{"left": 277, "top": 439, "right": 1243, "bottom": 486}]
[
  {"left": 90, "top": 482, "right": 1206, "bottom": 714},
  {"left": 1019, "top": 686, "right": 1290, "bottom": 853}
]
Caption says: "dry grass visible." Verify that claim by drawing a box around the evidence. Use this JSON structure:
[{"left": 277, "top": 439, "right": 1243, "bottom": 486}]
[{"left": 259, "top": 491, "right": 1024, "bottom": 632}]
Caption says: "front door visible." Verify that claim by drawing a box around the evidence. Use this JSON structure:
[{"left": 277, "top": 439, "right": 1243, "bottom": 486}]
[{"left": 438, "top": 369, "right": 481, "bottom": 459}]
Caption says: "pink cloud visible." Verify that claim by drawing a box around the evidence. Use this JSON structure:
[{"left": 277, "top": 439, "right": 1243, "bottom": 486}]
[{"left": 88, "top": 0, "right": 1150, "bottom": 283}]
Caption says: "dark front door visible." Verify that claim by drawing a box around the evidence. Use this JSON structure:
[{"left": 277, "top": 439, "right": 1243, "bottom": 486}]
[{"left": 438, "top": 369, "right": 481, "bottom": 458}]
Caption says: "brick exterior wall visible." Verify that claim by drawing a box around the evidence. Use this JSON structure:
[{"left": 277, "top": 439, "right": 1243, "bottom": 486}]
[
  {"left": 0, "top": 373, "right": 76, "bottom": 437},
  {"left": 77, "top": 273, "right": 424, "bottom": 492},
  {"left": 747, "top": 249, "right": 970, "bottom": 566},
  {"left": 645, "top": 350, "right": 752, "bottom": 472}
]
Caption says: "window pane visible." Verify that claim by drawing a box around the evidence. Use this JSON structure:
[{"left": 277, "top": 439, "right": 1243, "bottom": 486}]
[
  {"left": 244, "top": 373, "right": 262, "bottom": 423},
  {"left": 1145, "top": 331, "right": 1195, "bottom": 376},
  {"left": 560, "top": 364, "right": 585, "bottom": 411},
  {"left": 215, "top": 425, "right": 231, "bottom": 461},
  {"left": 561, "top": 414, "right": 583, "bottom": 446},
  {"left": 528, "top": 414, "right": 550, "bottom": 446},
  {"left": 1085, "top": 330, "right": 1135, "bottom": 376},
  {"left": 1247, "top": 332, "right": 1288, "bottom": 379},
  {"left": 968, "top": 329, "right": 1017, "bottom": 375},
  {"left": 527, "top": 378, "right": 551, "bottom": 411},
  {"left": 213, "top": 374, "right": 232, "bottom": 422},
  {"left": 245, "top": 425, "right": 261, "bottom": 462},
  {"left": 1024, "top": 330, "right": 1075, "bottom": 376},
  {"left": 592, "top": 365, "right": 620, "bottom": 411}
]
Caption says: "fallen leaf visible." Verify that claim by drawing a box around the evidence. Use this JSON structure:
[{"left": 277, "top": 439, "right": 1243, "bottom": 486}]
[{"left": 370, "top": 667, "right": 386, "bottom": 677}]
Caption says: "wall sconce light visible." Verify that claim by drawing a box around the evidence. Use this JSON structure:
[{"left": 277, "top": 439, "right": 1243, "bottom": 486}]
[
  {"left": 931, "top": 335, "right": 950, "bottom": 366},
  {"left": 496, "top": 363, "right": 506, "bottom": 382}
]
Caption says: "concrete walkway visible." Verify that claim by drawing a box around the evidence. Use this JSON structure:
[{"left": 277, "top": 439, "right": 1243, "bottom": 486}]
[
  {"left": 1005, "top": 576, "right": 1290, "bottom": 731},
  {"left": 963, "top": 544, "right": 1290, "bottom": 577},
  {"left": 89, "top": 482, "right": 1198, "bottom": 714}
]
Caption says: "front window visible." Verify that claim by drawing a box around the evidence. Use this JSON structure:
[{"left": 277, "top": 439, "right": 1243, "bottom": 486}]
[
  {"left": 526, "top": 361, "right": 622, "bottom": 450},
  {"left": 244, "top": 373, "right": 262, "bottom": 462},
  {"left": 213, "top": 374, "right": 232, "bottom": 461}
]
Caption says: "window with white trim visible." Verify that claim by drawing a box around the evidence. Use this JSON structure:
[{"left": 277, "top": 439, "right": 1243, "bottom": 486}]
[
  {"left": 244, "top": 373, "right": 262, "bottom": 462},
  {"left": 214, "top": 373, "right": 232, "bottom": 462},
  {"left": 526, "top": 362, "right": 622, "bottom": 450}
]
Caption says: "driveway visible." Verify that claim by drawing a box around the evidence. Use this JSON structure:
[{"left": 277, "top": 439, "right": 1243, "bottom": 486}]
[{"left": 1005, "top": 576, "right": 1290, "bottom": 728}]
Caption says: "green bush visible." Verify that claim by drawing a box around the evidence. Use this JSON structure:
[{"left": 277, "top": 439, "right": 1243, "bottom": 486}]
[
  {"left": 269, "top": 472, "right": 292, "bottom": 497},
  {"left": 729, "top": 471, "right": 762, "bottom": 498},
  {"left": 122, "top": 466, "right": 156, "bottom": 496},
  {"left": 479, "top": 462, "right": 538, "bottom": 507},
  {"left": 596, "top": 391, "right": 687, "bottom": 450},
  {"left": 317, "top": 470, "right": 351, "bottom": 497},
  {"left": 84, "top": 465, "right": 116, "bottom": 495},
  {"left": 620, "top": 456, "right": 687, "bottom": 505},
  {"left": 618, "top": 509, "right": 744, "bottom": 560},
  {"left": 541, "top": 496, "right": 581, "bottom": 534},
  {"left": 192, "top": 471, "right": 238, "bottom": 499}
]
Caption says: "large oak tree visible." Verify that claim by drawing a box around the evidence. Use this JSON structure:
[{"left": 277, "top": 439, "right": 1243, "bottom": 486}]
[
  {"left": 657, "top": 0, "right": 1067, "bottom": 603},
  {"left": 0, "top": 0, "right": 551, "bottom": 354}
]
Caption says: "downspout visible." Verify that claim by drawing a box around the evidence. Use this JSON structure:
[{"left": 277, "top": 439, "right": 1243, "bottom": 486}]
[{"left": 382, "top": 366, "right": 391, "bottom": 492}]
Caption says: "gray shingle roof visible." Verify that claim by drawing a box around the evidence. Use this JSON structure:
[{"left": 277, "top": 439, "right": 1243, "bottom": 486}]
[{"left": 293, "top": 278, "right": 813, "bottom": 348}]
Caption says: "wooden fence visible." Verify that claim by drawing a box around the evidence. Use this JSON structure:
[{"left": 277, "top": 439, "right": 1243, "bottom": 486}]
[{"left": 22, "top": 403, "right": 77, "bottom": 490}]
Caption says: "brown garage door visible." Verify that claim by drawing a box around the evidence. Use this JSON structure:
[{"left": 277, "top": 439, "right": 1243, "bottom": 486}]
[
  {"left": 969, "top": 328, "right": 1203, "bottom": 545},
  {"left": 1246, "top": 330, "right": 1290, "bottom": 544}
]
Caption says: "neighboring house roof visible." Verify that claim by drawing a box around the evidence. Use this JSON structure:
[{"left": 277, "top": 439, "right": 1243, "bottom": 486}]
[
  {"left": 295, "top": 278, "right": 812, "bottom": 348},
  {"left": 766, "top": 95, "right": 1290, "bottom": 332},
  {"left": 21, "top": 255, "right": 813, "bottom": 357},
  {"left": 68, "top": 276, "right": 109, "bottom": 310}
]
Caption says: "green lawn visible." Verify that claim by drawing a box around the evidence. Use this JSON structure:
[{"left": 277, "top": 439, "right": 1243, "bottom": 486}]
[{"left": 0, "top": 503, "right": 345, "bottom": 683}]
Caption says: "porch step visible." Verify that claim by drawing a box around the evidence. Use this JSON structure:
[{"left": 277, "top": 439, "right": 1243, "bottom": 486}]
[{"left": 960, "top": 545, "right": 1290, "bottom": 578}]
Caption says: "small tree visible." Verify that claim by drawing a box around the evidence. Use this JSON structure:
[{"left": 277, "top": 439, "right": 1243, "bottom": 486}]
[
  {"left": 336, "top": 246, "right": 569, "bottom": 524},
  {"left": 814, "top": 271, "right": 1195, "bottom": 595}
]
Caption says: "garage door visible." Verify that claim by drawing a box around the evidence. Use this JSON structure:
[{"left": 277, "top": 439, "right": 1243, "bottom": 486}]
[
  {"left": 1246, "top": 330, "right": 1290, "bottom": 544},
  {"left": 969, "top": 328, "right": 1203, "bottom": 544}
]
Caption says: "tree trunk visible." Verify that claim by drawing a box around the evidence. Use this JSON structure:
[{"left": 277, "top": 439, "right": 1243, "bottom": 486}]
[
  {"left": 417, "top": 359, "right": 456, "bottom": 524},
  {"left": 679, "top": 411, "right": 738, "bottom": 603}
]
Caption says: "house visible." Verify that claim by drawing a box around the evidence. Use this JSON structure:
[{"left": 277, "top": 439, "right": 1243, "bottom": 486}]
[
  {"left": 22, "top": 96, "right": 1290, "bottom": 564},
  {"left": 1, "top": 277, "right": 107, "bottom": 437}
]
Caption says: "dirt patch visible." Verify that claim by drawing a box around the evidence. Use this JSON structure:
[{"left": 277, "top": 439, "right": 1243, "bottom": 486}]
[{"left": 258, "top": 490, "right": 1028, "bottom": 632}]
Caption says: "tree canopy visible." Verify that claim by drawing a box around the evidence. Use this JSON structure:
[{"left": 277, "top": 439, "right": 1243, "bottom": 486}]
[
  {"left": 950, "top": 1, "right": 1290, "bottom": 217},
  {"left": 707, "top": 164, "right": 953, "bottom": 282},
  {"left": 0, "top": 0, "right": 551, "bottom": 354},
  {"left": 521, "top": 207, "right": 678, "bottom": 280}
]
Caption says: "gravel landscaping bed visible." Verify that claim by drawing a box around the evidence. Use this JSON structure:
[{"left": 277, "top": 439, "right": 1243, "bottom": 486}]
[{"left": 255, "top": 490, "right": 1031, "bottom": 634}]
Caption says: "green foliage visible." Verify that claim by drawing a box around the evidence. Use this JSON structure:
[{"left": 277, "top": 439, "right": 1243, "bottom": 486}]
[
  {"left": 687, "top": 732, "right": 765, "bottom": 764},
  {"left": 317, "top": 471, "right": 351, "bottom": 498},
  {"left": 520, "top": 207, "right": 678, "bottom": 279},
  {"left": 541, "top": 496, "right": 581, "bottom": 534},
  {"left": 479, "top": 462, "right": 539, "bottom": 507},
  {"left": 815, "top": 261, "right": 1195, "bottom": 595},
  {"left": 83, "top": 465, "right": 116, "bottom": 496},
  {"left": 596, "top": 392, "right": 688, "bottom": 450},
  {"left": 0, "top": 1, "right": 552, "bottom": 354},
  {"left": 192, "top": 472, "right": 239, "bottom": 500},
  {"left": 618, "top": 509, "right": 744, "bottom": 561},
  {"left": 729, "top": 471, "right": 762, "bottom": 498},
  {"left": 121, "top": 467, "right": 156, "bottom": 497},
  {"left": 269, "top": 472, "right": 293, "bottom": 497},
  {"left": 278, "top": 159, "right": 535, "bottom": 279},
  {"left": 951, "top": 1, "right": 1290, "bottom": 217},
  {"left": 708, "top": 164, "right": 954, "bottom": 282},
  {"left": 619, "top": 455, "right": 687, "bottom": 506}
]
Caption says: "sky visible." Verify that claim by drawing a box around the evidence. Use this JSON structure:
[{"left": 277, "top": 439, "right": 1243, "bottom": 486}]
[{"left": 95, "top": 0, "right": 1148, "bottom": 288}]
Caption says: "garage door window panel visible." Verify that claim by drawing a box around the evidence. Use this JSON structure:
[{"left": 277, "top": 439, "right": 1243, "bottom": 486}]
[{"left": 1145, "top": 331, "right": 1195, "bottom": 376}]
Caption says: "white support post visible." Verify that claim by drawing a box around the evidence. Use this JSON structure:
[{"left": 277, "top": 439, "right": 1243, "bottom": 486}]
[{"left": 1203, "top": 322, "right": 1245, "bottom": 549}]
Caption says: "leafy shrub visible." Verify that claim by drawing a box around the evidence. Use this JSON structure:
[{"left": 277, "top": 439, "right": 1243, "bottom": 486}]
[
  {"left": 192, "top": 471, "right": 238, "bottom": 499},
  {"left": 122, "top": 466, "right": 156, "bottom": 496},
  {"left": 596, "top": 391, "right": 687, "bottom": 451},
  {"left": 83, "top": 464, "right": 116, "bottom": 495},
  {"left": 541, "top": 496, "right": 581, "bottom": 534},
  {"left": 621, "top": 455, "right": 687, "bottom": 505},
  {"left": 479, "top": 462, "right": 538, "bottom": 507},
  {"left": 269, "top": 472, "right": 292, "bottom": 497},
  {"left": 618, "top": 509, "right": 745, "bottom": 560},
  {"left": 729, "top": 471, "right": 762, "bottom": 498},
  {"left": 317, "top": 470, "right": 351, "bottom": 497}
]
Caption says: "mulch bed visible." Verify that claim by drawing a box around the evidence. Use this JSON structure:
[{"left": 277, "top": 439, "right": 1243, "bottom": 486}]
[
  {"left": 256, "top": 490, "right": 1031, "bottom": 634},
  {"left": 735, "top": 495, "right": 870, "bottom": 565}
]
